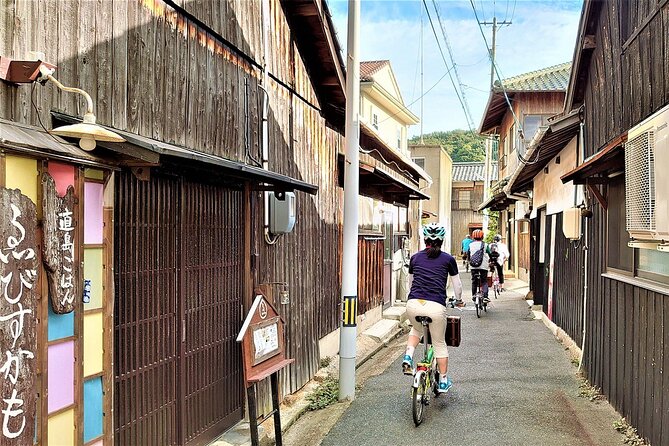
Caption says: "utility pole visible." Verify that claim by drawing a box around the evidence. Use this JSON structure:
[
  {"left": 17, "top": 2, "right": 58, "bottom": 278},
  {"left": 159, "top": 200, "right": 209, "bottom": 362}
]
[
  {"left": 480, "top": 17, "right": 512, "bottom": 90},
  {"left": 420, "top": 4, "right": 424, "bottom": 144},
  {"left": 339, "top": 0, "right": 360, "bottom": 402},
  {"left": 480, "top": 16, "right": 510, "bottom": 233}
]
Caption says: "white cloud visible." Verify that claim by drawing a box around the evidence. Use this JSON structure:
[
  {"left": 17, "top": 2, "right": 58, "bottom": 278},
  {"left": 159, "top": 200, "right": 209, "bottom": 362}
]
[{"left": 330, "top": 0, "right": 581, "bottom": 135}]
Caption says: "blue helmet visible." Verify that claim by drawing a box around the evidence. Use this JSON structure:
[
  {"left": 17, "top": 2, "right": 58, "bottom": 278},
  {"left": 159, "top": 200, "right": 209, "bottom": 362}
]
[{"left": 423, "top": 223, "right": 446, "bottom": 241}]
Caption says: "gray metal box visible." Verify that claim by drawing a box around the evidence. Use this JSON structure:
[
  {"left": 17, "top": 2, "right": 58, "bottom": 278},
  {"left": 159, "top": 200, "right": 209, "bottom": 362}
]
[{"left": 269, "top": 191, "right": 296, "bottom": 234}]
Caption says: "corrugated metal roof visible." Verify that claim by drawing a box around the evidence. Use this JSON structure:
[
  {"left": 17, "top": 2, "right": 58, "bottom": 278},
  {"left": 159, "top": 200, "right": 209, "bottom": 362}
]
[
  {"left": 494, "top": 62, "right": 571, "bottom": 92},
  {"left": 452, "top": 162, "right": 498, "bottom": 182},
  {"left": 360, "top": 60, "right": 389, "bottom": 81}
]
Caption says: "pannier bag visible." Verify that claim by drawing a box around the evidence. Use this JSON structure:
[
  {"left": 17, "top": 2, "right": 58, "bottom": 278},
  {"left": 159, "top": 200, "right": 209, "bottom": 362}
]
[{"left": 445, "top": 315, "right": 461, "bottom": 347}]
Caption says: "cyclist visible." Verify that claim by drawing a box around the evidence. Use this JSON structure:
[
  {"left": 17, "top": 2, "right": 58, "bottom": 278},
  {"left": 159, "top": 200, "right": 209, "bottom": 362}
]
[
  {"left": 402, "top": 223, "right": 463, "bottom": 394},
  {"left": 460, "top": 234, "right": 472, "bottom": 269},
  {"left": 467, "top": 229, "right": 490, "bottom": 303},
  {"left": 490, "top": 234, "right": 510, "bottom": 292}
]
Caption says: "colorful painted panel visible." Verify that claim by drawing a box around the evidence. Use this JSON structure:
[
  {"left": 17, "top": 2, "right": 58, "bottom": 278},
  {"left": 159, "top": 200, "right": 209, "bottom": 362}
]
[
  {"left": 84, "top": 169, "right": 104, "bottom": 180},
  {"left": 83, "top": 312, "right": 103, "bottom": 377},
  {"left": 48, "top": 303, "right": 74, "bottom": 341},
  {"left": 84, "top": 182, "right": 103, "bottom": 245},
  {"left": 83, "top": 248, "right": 103, "bottom": 309},
  {"left": 47, "top": 162, "right": 75, "bottom": 197},
  {"left": 47, "top": 341, "right": 74, "bottom": 413},
  {"left": 83, "top": 377, "right": 103, "bottom": 443},
  {"left": 6, "top": 155, "right": 38, "bottom": 202},
  {"left": 47, "top": 408, "right": 74, "bottom": 446}
]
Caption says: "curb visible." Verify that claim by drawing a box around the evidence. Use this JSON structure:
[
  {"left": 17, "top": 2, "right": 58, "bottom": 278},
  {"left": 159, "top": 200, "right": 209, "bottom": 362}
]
[
  {"left": 535, "top": 309, "right": 582, "bottom": 360},
  {"left": 253, "top": 324, "right": 406, "bottom": 446}
]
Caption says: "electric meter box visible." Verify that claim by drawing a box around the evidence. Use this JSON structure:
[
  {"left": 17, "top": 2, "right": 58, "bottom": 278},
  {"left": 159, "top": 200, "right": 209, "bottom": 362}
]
[
  {"left": 269, "top": 191, "right": 296, "bottom": 234},
  {"left": 563, "top": 207, "right": 582, "bottom": 240}
]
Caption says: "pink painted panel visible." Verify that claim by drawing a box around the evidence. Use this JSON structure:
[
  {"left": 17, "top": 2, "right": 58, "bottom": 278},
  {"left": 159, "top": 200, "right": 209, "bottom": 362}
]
[
  {"left": 84, "top": 182, "right": 104, "bottom": 244},
  {"left": 48, "top": 341, "right": 74, "bottom": 413},
  {"left": 47, "top": 162, "right": 75, "bottom": 197},
  {"left": 88, "top": 440, "right": 103, "bottom": 446}
]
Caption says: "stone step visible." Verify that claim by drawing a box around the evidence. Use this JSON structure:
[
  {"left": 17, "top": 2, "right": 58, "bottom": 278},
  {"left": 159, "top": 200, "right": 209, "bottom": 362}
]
[
  {"left": 362, "top": 319, "right": 399, "bottom": 343},
  {"left": 383, "top": 305, "right": 407, "bottom": 323}
]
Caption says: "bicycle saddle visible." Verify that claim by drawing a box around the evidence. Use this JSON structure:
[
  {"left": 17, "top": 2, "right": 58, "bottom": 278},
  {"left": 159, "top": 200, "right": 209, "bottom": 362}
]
[{"left": 414, "top": 316, "right": 432, "bottom": 324}]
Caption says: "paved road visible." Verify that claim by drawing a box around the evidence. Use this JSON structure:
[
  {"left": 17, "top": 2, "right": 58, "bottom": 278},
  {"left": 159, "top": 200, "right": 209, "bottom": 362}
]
[{"left": 322, "top": 275, "right": 622, "bottom": 446}]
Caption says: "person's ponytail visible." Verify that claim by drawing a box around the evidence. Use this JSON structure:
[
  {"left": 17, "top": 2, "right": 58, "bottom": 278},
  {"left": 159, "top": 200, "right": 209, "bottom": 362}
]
[{"left": 426, "top": 240, "right": 442, "bottom": 258}]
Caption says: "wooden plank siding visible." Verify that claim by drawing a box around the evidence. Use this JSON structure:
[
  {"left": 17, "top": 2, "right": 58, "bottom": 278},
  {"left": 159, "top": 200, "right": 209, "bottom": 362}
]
[
  {"left": 357, "top": 238, "right": 384, "bottom": 315},
  {"left": 573, "top": 2, "right": 669, "bottom": 445},
  {"left": 2, "top": 0, "right": 346, "bottom": 402},
  {"left": 550, "top": 212, "right": 584, "bottom": 347}
]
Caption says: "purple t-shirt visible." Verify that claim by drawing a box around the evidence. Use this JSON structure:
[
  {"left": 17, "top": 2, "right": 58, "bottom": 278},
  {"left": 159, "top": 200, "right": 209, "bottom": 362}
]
[{"left": 408, "top": 250, "right": 459, "bottom": 306}]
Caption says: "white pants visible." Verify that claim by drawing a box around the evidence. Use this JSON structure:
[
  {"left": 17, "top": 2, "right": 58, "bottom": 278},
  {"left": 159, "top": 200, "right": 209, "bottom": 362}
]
[{"left": 406, "top": 299, "right": 448, "bottom": 358}]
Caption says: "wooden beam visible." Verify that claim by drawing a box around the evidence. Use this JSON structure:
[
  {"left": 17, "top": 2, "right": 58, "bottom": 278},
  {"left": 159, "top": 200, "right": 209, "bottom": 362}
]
[
  {"left": 582, "top": 34, "right": 596, "bottom": 50},
  {"left": 587, "top": 183, "right": 608, "bottom": 210}
]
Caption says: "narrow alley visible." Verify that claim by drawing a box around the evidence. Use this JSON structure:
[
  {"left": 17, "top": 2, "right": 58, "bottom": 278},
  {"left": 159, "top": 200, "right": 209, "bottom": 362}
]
[{"left": 321, "top": 275, "right": 622, "bottom": 446}]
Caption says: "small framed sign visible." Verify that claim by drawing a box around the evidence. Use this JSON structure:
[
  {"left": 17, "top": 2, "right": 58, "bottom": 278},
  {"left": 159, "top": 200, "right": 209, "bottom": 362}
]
[{"left": 251, "top": 317, "right": 280, "bottom": 365}]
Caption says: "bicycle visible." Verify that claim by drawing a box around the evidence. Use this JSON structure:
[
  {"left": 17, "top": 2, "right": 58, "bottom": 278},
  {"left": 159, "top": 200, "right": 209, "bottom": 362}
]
[
  {"left": 410, "top": 315, "right": 442, "bottom": 426},
  {"left": 490, "top": 262, "right": 500, "bottom": 299},
  {"left": 471, "top": 270, "right": 488, "bottom": 318},
  {"left": 461, "top": 253, "right": 469, "bottom": 272}
]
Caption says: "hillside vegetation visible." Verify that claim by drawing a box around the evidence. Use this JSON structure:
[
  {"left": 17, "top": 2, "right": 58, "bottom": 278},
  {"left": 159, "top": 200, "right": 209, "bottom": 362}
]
[{"left": 410, "top": 130, "right": 486, "bottom": 162}]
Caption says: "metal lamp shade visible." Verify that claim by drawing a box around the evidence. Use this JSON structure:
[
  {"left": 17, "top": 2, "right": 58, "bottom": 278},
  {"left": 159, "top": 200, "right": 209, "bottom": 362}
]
[{"left": 50, "top": 122, "right": 125, "bottom": 142}]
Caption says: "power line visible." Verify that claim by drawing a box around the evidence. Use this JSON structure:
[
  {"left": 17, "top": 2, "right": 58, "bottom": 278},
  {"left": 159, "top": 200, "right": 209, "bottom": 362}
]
[
  {"left": 422, "top": 0, "right": 473, "bottom": 131},
  {"left": 431, "top": 0, "right": 475, "bottom": 129},
  {"left": 469, "top": 1, "right": 522, "bottom": 141}
]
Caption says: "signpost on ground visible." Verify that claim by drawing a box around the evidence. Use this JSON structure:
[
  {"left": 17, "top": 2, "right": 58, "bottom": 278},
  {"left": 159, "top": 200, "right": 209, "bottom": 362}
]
[{"left": 236, "top": 294, "right": 294, "bottom": 446}]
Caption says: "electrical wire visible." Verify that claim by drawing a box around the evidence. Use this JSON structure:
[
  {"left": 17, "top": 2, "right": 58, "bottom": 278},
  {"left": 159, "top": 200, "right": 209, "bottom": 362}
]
[
  {"left": 379, "top": 68, "right": 453, "bottom": 125},
  {"left": 468, "top": 0, "right": 534, "bottom": 166},
  {"left": 31, "top": 82, "right": 65, "bottom": 144},
  {"left": 431, "top": 0, "right": 475, "bottom": 129},
  {"left": 422, "top": 0, "right": 473, "bottom": 131}
]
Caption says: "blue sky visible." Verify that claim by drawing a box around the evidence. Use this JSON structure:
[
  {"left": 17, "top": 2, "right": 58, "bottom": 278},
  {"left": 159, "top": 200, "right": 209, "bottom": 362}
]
[{"left": 328, "top": 0, "right": 583, "bottom": 135}]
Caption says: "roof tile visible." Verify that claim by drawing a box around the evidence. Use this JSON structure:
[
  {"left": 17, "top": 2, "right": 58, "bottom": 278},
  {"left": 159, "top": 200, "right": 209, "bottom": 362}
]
[
  {"left": 452, "top": 162, "right": 499, "bottom": 182},
  {"left": 494, "top": 62, "right": 571, "bottom": 92}
]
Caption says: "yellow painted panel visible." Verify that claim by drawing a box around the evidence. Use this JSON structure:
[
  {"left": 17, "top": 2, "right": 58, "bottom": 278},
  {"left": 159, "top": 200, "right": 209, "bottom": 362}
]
[
  {"left": 48, "top": 408, "right": 74, "bottom": 446},
  {"left": 84, "top": 312, "right": 103, "bottom": 377},
  {"left": 84, "top": 168, "right": 104, "bottom": 180},
  {"left": 84, "top": 248, "right": 104, "bottom": 309},
  {"left": 5, "top": 155, "right": 38, "bottom": 203}
]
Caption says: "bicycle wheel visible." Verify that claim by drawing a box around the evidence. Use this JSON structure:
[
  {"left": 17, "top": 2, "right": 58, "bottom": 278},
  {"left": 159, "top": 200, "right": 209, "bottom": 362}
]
[
  {"left": 494, "top": 282, "right": 499, "bottom": 299},
  {"left": 412, "top": 374, "right": 426, "bottom": 426},
  {"left": 475, "top": 294, "right": 481, "bottom": 318}
]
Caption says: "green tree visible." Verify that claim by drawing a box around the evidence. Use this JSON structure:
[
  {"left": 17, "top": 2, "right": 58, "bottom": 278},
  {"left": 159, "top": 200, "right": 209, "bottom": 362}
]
[
  {"left": 484, "top": 211, "right": 499, "bottom": 243},
  {"left": 409, "top": 130, "right": 486, "bottom": 162}
]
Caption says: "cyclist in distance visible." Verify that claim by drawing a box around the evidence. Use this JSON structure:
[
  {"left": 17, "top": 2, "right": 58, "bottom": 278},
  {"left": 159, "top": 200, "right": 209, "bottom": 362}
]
[
  {"left": 402, "top": 223, "right": 463, "bottom": 393},
  {"left": 490, "top": 234, "right": 510, "bottom": 292},
  {"left": 468, "top": 229, "right": 490, "bottom": 303},
  {"left": 460, "top": 234, "right": 472, "bottom": 268}
]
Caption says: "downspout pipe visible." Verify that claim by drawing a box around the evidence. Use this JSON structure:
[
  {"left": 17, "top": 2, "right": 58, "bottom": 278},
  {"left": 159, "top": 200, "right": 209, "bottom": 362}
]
[
  {"left": 260, "top": 0, "right": 279, "bottom": 245},
  {"left": 578, "top": 120, "right": 588, "bottom": 371}
]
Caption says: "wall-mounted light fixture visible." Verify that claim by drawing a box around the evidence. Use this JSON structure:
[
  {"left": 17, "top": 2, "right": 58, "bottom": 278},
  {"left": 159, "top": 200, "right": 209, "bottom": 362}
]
[
  {"left": 36, "top": 65, "right": 124, "bottom": 150},
  {"left": 1, "top": 55, "right": 125, "bottom": 151}
]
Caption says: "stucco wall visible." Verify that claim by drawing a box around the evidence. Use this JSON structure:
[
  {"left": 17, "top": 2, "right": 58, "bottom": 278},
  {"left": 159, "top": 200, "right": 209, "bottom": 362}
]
[{"left": 532, "top": 137, "right": 581, "bottom": 217}]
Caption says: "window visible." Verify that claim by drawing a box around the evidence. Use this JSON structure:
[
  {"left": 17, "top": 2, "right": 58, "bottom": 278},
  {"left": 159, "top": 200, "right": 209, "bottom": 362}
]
[
  {"left": 394, "top": 206, "right": 408, "bottom": 234},
  {"left": 607, "top": 177, "right": 669, "bottom": 284},
  {"left": 397, "top": 128, "right": 402, "bottom": 150},
  {"left": 458, "top": 190, "right": 471, "bottom": 210},
  {"left": 521, "top": 115, "right": 552, "bottom": 157},
  {"left": 413, "top": 157, "right": 425, "bottom": 170},
  {"left": 372, "top": 113, "right": 379, "bottom": 130},
  {"left": 508, "top": 123, "right": 515, "bottom": 154},
  {"left": 358, "top": 196, "right": 382, "bottom": 233}
]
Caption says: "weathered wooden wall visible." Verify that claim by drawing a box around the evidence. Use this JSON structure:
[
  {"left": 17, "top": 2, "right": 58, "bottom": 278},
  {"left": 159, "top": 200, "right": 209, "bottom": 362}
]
[
  {"left": 450, "top": 184, "right": 484, "bottom": 255},
  {"left": 550, "top": 212, "right": 584, "bottom": 347},
  {"left": 577, "top": 3, "right": 669, "bottom": 445},
  {"left": 357, "top": 238, "right": 384, "bottom": 314},
  {"left": 0, "top": 0, "right": 345, "bottom": 412}
]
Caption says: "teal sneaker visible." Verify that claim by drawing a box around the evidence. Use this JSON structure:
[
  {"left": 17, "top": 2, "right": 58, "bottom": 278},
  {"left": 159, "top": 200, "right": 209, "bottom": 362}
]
[
  {"left": 402, "top": 355, "right": 414, "bottom": 375},
  {"left": 437, "top": 377, "right": 453, "bottom": 393}
]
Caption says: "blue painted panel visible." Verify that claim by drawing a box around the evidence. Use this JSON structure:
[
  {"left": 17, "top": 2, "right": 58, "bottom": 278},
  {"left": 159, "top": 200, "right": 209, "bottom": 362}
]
[
  {"left": 83, "top": 377, "right": 103, "bottom": 442},
  {"left": 48, "top": 301, "right": 74, "bottom": 341}
]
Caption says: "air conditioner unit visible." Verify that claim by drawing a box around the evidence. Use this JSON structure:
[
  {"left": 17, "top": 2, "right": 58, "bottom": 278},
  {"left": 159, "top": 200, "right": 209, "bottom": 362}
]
[{"left": 625, "top": 104, "right": 669, "bottom": 241}]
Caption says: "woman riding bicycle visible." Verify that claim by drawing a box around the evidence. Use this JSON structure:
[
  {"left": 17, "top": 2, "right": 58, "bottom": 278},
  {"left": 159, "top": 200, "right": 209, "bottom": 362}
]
[
  {"left": 468, "top": 229, "right": 490, "bottom": 303},
  {"left": 402, "top": 223, "right": 463, "bottom": 393}
]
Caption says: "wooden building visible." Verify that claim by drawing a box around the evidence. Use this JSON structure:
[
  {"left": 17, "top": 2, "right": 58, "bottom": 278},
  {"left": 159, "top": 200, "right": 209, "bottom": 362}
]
[
  {"left": 478, "top": 63, "right": 571, "bottom": 282},
  {"left": 450, "top": 162, "right": 497, "bottom": 256},
  {"left": 553, "top": 1, "right": 669, "bottom": 445},
  {"left": 0, "top": 0, "right": 428, "bottom": 444}
]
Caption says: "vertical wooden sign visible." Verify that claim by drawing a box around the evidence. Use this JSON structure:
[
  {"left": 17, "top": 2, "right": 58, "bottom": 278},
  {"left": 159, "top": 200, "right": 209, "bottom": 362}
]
[
  {"left": 0, "top": 187, "right": 37, "bottom": 445},
  {"left": 41, "top": 173, "right": 77, "bottom": 314}
]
